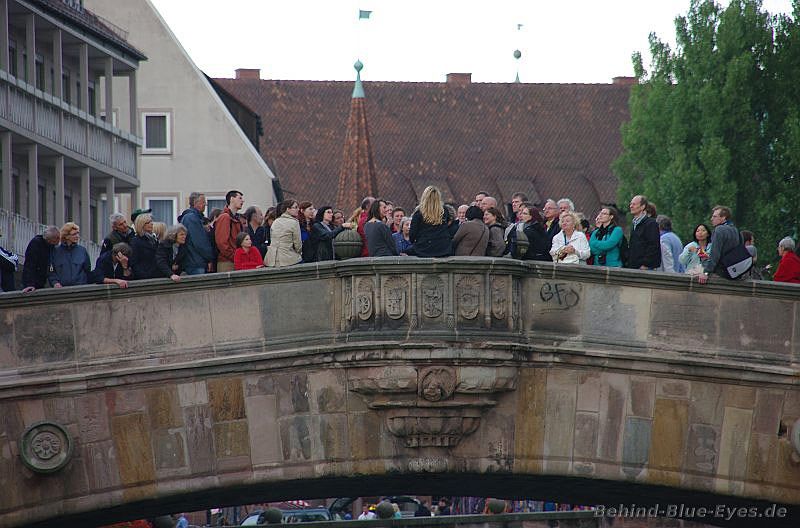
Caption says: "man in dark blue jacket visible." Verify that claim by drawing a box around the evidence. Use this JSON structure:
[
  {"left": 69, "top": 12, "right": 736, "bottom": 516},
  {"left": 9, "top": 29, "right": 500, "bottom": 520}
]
[
  {"left": 22, "top": 226, "right": 60, "bottom": 292},
  {"left": 626, "top": 195, "right": 661, "bottom": 270},
  {"left": 180, "top": 192, "right": 214, "bottom": 275}
]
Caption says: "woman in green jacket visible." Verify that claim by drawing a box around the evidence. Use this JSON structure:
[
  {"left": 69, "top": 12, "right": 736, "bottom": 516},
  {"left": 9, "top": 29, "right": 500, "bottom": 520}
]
[{"left": 589, "top": 206, "right": 624, "bottom": 267}]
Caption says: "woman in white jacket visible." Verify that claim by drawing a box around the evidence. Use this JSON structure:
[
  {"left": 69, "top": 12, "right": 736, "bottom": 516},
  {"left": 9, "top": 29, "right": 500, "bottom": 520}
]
[
  {"left": 264, "top": 200, "right": 302, "bottom": 267},
  {"left": 550, "top": 211, "right": 591, "bottom": 264}
]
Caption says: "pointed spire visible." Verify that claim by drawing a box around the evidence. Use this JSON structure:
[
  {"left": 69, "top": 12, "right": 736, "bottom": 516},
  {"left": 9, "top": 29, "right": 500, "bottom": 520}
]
[
  {"left": 336, "top": 60, "right": 378, "bottom": 210},
  {"left": 352, "top": 60, "right": 365, "bottom": 98},
  {"left": 514, "top": 49, "right": 522, "bottom": 83}
]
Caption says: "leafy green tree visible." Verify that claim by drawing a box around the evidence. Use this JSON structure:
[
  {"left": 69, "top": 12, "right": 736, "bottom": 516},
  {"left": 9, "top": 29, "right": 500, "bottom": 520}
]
[{"left": 615, "top": 0, "right": 800, "bottom": 267}]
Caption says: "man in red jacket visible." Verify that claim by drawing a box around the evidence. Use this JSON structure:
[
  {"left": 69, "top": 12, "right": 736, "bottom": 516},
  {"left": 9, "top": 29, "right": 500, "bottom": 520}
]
[
  {"left": 214, "top": 190, "right": 245, "bottom": 272},
  {"left": 773, "top": 237, "right": 800, "bottom": 284}
]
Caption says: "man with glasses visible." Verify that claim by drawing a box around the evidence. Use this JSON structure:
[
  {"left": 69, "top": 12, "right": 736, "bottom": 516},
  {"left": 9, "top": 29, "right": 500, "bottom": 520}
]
[{"left": 542, "top": 199, "right": 561, "bottom": 242}]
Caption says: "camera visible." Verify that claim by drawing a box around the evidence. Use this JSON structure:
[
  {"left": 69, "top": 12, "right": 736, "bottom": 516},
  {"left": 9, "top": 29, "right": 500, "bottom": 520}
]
[{"left": 597, "top": 254, "right": 606, "bottom": 265}]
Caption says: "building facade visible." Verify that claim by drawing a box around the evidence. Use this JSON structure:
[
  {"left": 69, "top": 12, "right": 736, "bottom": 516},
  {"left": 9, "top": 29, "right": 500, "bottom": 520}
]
[
  {"left": 84, "top": 0, "right": 276, "bottom": 225},
  {"left": 0, "top": 0, "right": 144, "bottom": 254}
]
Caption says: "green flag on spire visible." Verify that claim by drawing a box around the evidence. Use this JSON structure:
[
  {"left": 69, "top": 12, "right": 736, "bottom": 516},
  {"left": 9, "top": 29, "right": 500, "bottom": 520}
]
[{"left": 359, "top": 9, "right": 372, "bottom": 19}]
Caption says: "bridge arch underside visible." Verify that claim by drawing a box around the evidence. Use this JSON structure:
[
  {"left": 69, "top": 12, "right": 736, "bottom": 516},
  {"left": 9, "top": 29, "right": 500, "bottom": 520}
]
[
  {"left": 1, "top": 259, "right": 800, "bottom": 527},
  {"left": 19, "top": 472, "right": 800, "bottom": 528}
]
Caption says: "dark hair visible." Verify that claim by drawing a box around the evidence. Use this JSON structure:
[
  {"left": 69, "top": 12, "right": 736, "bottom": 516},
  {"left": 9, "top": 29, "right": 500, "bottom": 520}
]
[
  {"left": 277, "top": 200, "right": 298, "bottom": 216},
  {"left": 645, "top": 202, "right": 657, "bottom": 218},
  {"left": 521, "top": 203, "right": 544, "bottom": 224},
  {"left": 600, "top": 204, "right": 623, "bottom": 227},
  {"left": 360, "top": 196, "right": 375, "bottom": 210},
  {"left": 484, "top": 206, "right": 506, "bottom": 225},
  {"left": 465, "top": 205, "right": 483, "bottom": 221},
  {"left": 235, "top": 231, "right": 250, "bottom": 248},
  {"left": 511, "top": 192, "right": 528, "bottom": 201},
  {"left": 393, "top": 207, "right": 405, "bottom": 216},
  {"left": 225, "top": 190, "right": 242, "bottom": 205},
  {"left": 476, "top": 191, "right": 489, "bottom": 197},
  {"left": 209, "top": 208, "right": 223, "bottom": 221},
  {"left": 367, "top": 199, "right": 385, "bottom": 221},
  {"left": 741, "top": 230, "right": 754, "bottom": 244},
  {"left": 263, "top": 207, "right": 277, "bottom": 227},
  {"left": 692, "top": 223, "right": 712, "bottom": 244},
  {"left": 315, "top": 206, "right": 333, "bottom": 224},
  {"left": 243, "top": 206, "right": 260, "bottom": 223},
  {"left": 580, "top": 218, "right": 591, "bottom": 232}
]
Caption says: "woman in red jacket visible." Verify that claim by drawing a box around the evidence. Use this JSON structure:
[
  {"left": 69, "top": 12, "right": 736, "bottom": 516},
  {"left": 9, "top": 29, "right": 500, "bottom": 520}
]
[
  {"left": 773, "top": 237, "right": 800, "bottom": 284},
  {"left": 233, "top": 232, "right": 265, "bottom": 271}
]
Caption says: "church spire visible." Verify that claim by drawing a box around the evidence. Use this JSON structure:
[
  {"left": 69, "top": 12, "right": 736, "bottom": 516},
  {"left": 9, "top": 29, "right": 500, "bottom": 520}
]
[{"left": 336, "top": 60, "right": 378, "bottom": 210}]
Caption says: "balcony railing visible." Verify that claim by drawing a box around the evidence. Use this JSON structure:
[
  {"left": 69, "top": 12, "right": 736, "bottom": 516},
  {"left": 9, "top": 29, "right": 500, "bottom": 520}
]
[
  {"left": 0, "top": 208, "right": 101, "bottom": 265},
  {"left": 0, "top": 70, "right": 141, "bottom": 179}
]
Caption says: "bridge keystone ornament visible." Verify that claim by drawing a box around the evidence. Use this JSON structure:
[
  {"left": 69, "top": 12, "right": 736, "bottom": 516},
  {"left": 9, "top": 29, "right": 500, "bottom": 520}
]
[
  {"left": 349, "top": 365, "right": 518, "bottom": 448},
  {"left": 20, "top": 422, "right": 73, "bottom": 473}
]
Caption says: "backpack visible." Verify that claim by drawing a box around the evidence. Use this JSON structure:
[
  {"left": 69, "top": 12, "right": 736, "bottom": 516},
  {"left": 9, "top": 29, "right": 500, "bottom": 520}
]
[
  {"left": 618, "top": 232, "right": 630, "bottom": 267},
  {"left": 719, "top": 233, "right": 753, "bottom": 279}
]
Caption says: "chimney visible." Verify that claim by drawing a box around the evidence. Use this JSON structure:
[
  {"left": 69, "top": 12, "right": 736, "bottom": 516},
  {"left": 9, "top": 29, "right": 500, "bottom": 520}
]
[
  {"left": 446, "top": 73, "right": 472, "bottom": 86},
  {"left": 612, "top": 76, "right": 637, "bottom": 86},
  {"left": 235, "top": 68, "right": 261, "bottom": 80}
]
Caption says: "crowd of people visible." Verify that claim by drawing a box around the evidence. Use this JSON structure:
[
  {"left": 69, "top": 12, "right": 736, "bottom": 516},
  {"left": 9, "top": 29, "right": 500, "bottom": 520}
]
[{"left": 2, "top": 185, "right": 799, "bottom": 294}]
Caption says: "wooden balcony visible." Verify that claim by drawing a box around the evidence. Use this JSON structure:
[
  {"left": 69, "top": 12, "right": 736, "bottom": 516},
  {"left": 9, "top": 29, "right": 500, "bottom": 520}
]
[{"left": 0, "top": 69, "right": 140, "bottom": 180}]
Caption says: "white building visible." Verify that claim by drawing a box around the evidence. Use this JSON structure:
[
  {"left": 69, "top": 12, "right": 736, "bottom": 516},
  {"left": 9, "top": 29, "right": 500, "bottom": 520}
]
[{"left": 84, "top": 0, "right": 276, "bottom": 225}]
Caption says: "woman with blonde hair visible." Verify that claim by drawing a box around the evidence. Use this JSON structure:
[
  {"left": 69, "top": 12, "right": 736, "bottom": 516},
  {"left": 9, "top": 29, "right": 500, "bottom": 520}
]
[
  {"left": 48, "top": 222, "right": 92, "bottom": 287},
  {"left": 152, "top": 221, "right": 167, "bottom": 241},
  {"left": 408, "top": 185, "right": 452, "bottom": 257},
  {"left": 130, "top": 213, "right": 160, "bottom": 279},
  {"left": 550, "top": 211, "right": 591, "bottom": 264}
]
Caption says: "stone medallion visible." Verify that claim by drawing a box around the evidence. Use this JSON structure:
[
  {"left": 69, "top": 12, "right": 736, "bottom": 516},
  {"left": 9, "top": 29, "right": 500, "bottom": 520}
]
[
  {"left": 356, "top": 278, "right": 374, "bottom": 321},
  {"left": 21, "top": 422, "right": 73, "bottom": 473},
  {"left": 420, "top": 275, "right": 444, "bottom": 318}
]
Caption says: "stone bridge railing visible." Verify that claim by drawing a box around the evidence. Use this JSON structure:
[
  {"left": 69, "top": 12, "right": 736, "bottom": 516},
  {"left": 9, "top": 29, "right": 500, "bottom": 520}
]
[{"left": 0, "top": 258, "right": 798, "bottom": 527}]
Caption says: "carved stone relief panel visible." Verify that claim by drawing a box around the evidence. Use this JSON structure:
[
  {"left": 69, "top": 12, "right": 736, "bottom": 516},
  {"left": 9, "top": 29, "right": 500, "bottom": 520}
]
[
  {"left": 382, "top": 275, "right": 409, "bottom": 326},
  {"left": 356, "top": 277, "right": 375, "bottom": 322},
  {"left": 456, "top": 275, "right": 482, "bottom": 322},
  {"left": 420, "top": 275, "right": 445, "bottom": 320},
  {"left": 349, "top": 364, "right": 518, "bottom": 448}
]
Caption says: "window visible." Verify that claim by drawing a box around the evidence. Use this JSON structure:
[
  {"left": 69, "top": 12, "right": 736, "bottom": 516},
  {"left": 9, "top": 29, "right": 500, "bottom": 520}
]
[
  {"left": 206, "top": 198, "right": 227, "bottom": 217},
  {"left": 8, "top": 39, "right": 16, "bottom": 77},
  {"left": 38, "top": 184, "right": 46, "bottom": 224},
  {"left": 146, "top": 197, "right": 177, "bottom": 224},
  {"left": 141, "top": 112, "right": 171, "bottom": 154},
  {"left": 35, "top": 53, "right": 44, "bottom": 90},
  {"left": 88, "top": 80, "right": 96, "bottom": 115},
  {"left": 62, "top": 69, "right": 71, "bottom": 103},
  {"left": 65, "top": 195, "right": 73, "bottom": 222}
]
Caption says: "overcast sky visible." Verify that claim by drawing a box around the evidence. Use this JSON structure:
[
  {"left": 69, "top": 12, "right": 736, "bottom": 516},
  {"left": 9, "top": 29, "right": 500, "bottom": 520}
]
[{"left": 148, "top": 0, "right": 794, "bottom": 83}]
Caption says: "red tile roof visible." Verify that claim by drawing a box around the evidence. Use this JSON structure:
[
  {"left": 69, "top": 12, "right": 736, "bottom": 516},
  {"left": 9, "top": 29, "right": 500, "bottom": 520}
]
[{"left": 213, "top": 77, "right": 632, "bottom": 216}]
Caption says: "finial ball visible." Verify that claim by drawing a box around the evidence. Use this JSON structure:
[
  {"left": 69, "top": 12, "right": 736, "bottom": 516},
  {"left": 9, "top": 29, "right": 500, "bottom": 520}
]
[
  {"left": 354, "top": 60, "right": 364, "bottom": 72},
  {"left": 513, "top": 49, "right": 522, "bottom": 60}
]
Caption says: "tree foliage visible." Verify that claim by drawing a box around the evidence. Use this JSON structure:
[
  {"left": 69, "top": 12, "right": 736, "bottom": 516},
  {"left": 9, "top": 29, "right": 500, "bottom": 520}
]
[{"left": 614, "top": 0, "right": 800, "bottom": 262}]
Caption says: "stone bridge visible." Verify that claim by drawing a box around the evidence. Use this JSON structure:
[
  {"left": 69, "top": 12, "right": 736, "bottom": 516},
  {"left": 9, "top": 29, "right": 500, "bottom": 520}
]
[{"left": 0, "top": 259, "right": 799, "bottom": 527}]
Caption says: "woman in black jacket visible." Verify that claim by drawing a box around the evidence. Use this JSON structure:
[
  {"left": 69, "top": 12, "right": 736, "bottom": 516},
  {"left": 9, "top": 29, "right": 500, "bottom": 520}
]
[
  {"left": 309, "top": 206, "right": 352, "bottom": 261},
  {"left": 155, "top": 225, "right": 188, "bottom": 282},
  {"left": 364, "top": 200, "right": 399, "bottom": 257},
  {"left": 130, "top": 213, "right": 160, "bottom": 280},
  {"left": 518, "top": 204, "right": 552, "bottom": 261},
  {"left": 408, "top": 186, "right": 452, "bottom": 257}
]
